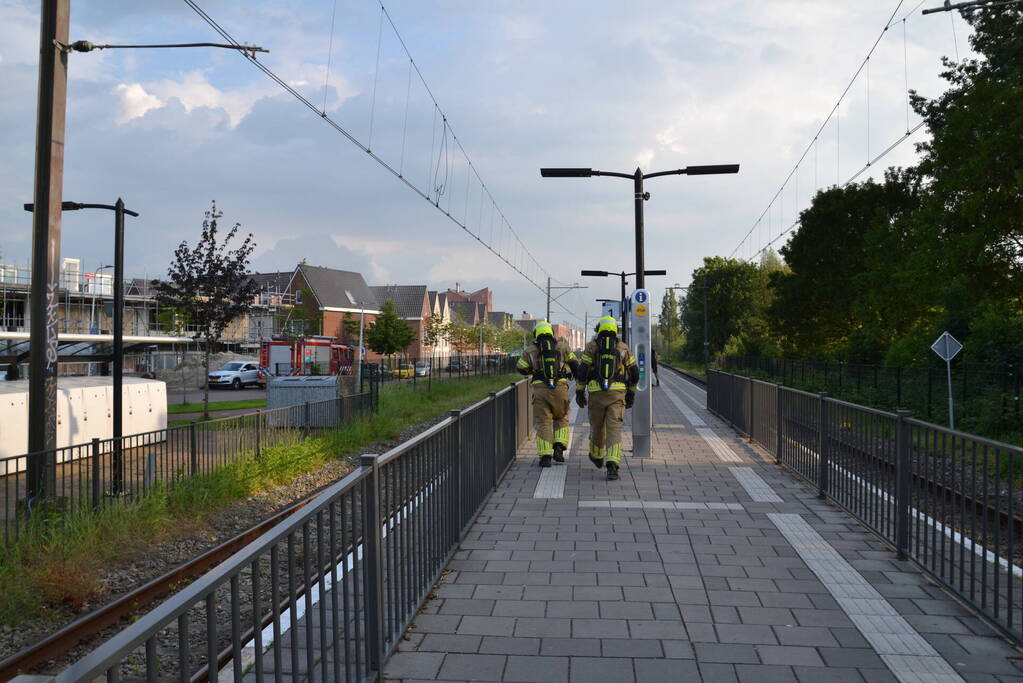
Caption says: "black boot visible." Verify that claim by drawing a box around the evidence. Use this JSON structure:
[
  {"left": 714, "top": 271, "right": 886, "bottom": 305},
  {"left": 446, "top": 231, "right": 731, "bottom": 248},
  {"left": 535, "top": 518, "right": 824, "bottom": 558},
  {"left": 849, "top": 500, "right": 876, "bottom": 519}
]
[
  {"left": 588, "top": 451, "right": 604, "bottom": 469},
  {"left": 539, "top": 455, "right": 553, "bottom": 468},
  {"left": 606, "top": 463, "right": 619, "bottom": 481},
  {"left": 552, "top": 443, "right": 566, "bottom": 463}
]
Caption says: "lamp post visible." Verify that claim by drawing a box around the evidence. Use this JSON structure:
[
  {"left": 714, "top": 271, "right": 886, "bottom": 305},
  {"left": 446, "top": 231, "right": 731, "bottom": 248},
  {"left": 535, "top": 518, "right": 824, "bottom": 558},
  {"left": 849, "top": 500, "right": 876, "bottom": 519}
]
[
  {"left": 543, "top": 164, "right": 738, "bottom": 457},
  {"left": 25, "top": 199, "right": 139, "bottom": 495},
  {"left": 89, "top": 264, "right": 113, "bottom": 334},
  {"left": 25, "top": 13, "right": 267, "bottom": 499},
  {"left": 581, "top": 269, "right": 666, "bottom": 345},
  {"left": 356, "top": 301, "right": 370, "bottom": 393}
]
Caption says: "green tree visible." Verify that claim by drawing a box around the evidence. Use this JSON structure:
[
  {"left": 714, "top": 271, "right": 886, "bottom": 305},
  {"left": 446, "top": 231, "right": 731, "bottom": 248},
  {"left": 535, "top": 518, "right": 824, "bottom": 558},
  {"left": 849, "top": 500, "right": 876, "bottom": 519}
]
[
  {"left": 366, "top": 299, "right": 415, "bottom": 365},
  {"left": 423, "top": 313, "right": 449, "bottom": 357},
  {"left": 153, "top": 202, "right": 259, "bottom": 418},
  {"left": 659, "top": 289, "right": 680, "bottom": 348},
  {"left": 494, "top": 326, "right": 527, "bottom": 353}
]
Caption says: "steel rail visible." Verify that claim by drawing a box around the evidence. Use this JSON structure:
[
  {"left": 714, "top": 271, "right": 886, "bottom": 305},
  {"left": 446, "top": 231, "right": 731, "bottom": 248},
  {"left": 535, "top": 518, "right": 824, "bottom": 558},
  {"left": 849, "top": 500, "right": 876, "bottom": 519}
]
[{"left": 0, "top": 492, "right": 319, "bottom": 679}]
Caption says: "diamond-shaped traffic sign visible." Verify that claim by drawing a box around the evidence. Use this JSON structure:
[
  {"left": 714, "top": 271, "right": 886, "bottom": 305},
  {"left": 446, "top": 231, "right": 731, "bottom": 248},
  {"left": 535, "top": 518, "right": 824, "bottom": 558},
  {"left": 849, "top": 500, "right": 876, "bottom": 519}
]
[{"left": 930, "top": 331, "right": 963, "bottom": 362}]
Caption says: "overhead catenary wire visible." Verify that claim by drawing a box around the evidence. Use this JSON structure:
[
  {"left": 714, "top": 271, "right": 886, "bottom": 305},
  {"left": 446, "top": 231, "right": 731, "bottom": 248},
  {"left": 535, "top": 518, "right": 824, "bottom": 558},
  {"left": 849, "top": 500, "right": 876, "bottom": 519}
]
[
  {"left": 735, "top": 0, "right": 959, "bottom": 262},
  {"left": 728, "top": 0, "right": 912, "bottom": 259},
  {"left": 180, "top": 0, "right": 583, "bottom": 324}
]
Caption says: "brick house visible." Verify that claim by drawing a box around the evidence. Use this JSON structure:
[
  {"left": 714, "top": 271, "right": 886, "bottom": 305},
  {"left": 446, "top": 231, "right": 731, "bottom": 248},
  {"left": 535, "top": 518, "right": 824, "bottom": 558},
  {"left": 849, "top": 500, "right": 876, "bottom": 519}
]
[
  {"left": 287, "top": 264, "right": 381, "bottom": 357},
  {"left": 369, "top": 284, "right": 437, "bottom": 359}
]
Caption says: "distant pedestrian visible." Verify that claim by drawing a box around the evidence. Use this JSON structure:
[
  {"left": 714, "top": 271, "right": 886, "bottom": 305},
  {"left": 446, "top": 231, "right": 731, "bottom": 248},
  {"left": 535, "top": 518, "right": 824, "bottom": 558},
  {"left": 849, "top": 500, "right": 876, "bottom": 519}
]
[{"left": 651, "top": 347, "right": 659, "bottom": 387}]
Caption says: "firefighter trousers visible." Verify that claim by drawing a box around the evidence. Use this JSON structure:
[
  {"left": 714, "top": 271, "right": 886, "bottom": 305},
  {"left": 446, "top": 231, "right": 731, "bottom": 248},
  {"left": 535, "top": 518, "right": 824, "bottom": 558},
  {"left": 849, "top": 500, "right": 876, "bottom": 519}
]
[
  {"left": 587, "top": 389, "right": 625, "bottom": 465},
  {"left": 533, "top": 382, "right": 570, "bottom": 456}
]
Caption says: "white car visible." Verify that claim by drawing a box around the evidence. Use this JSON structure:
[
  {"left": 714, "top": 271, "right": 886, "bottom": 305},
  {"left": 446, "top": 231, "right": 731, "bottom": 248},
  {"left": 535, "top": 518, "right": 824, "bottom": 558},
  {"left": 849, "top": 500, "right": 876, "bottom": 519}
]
[{"left": 208, "top": 361, "right": 260, "bottom": 389}]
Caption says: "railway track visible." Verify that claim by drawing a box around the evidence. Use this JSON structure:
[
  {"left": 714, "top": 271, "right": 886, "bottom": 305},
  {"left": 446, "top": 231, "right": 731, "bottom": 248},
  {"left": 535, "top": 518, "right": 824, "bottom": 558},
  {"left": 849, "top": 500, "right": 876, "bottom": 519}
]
[
  {"left": 0, "top": 493, "right": 322, "bottom": 680},
  {"left": 661, "top": 362, "right": 1023, "bottom": 564}
]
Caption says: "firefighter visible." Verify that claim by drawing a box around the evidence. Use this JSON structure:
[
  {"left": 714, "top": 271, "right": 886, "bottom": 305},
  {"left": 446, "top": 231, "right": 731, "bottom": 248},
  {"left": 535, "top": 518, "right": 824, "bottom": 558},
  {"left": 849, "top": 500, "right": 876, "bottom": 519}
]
[
  {"left": 575, "top": 316, "right": 639, "bottom": 481},
  {"left": 516, "top": 321, "right": 579, "bottom": 467}
]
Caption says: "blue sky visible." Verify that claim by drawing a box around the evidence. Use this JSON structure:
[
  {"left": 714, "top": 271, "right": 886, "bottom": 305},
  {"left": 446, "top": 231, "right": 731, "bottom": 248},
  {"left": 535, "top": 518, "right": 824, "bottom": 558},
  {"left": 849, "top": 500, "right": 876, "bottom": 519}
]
[{"left": 0, "top": 0, "right": 971, "bottom": 327}]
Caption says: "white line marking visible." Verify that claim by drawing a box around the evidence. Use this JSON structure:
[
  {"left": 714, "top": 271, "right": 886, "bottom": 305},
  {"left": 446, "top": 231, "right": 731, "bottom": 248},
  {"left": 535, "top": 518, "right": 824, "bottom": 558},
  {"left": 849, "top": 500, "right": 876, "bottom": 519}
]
[
  {"left": 729, "top": 467, "right": 783, "bottom": 502},
  {"left": 578, "top": 500, "right": 744, "bottom": 511},
  {"left": 770, "top": 513, "right": 964, "bottom": 683},
  {"left": 532, "top": 398, "right": 578, "bottom": 499},
  {"left": 659, "top": 382, "right": 706, "bottom": 427},
  {"left": 697, "top": 427, "right": 743, "bottom": 463}
]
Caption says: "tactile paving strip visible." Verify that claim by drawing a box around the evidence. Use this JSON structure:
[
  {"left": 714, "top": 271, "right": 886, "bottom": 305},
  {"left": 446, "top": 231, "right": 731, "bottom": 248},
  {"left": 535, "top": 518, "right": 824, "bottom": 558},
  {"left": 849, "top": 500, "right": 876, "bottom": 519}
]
[
  {"left": 729, "top": 466, "right": 783, "bottom": 502},
  {"left": 578, "top": 500, "right": 744, "bottom": 511},
  {"left": 769, "top": 513, "right": 964, "bottom": 683}
]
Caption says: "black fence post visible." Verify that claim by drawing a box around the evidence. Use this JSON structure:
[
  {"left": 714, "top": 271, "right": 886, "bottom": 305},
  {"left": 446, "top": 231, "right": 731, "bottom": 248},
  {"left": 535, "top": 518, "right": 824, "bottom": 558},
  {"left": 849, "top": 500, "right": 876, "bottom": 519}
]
[
  {"left": 359, "top": 453, "right": 385, "bottom": 674},
  {"left": 189, "top": 422, "right": 198, "bottom": 476},
  {"left": 897, "top": 366, "right": 902, "bottom": 407},
  {"left": 818, "top": 392, "right": 829, "bottom": 499},
  {"left": 91, "top": 438, "right": 101, "bottom": 510},
  {"left": 449, "top": 409, "right": 463, "bottom": 535},
  {"left": 255, "top": 409, "right": 262, "bottom": 460},
  {"left": 895, "top": 410, "right": 911, "bottom": 560},
  {"left": 726, "top": 373, "right": 735, "bottom": 429},
  {"left": 774, "top": 384, "right": 783, "bottom": 464},
  {"left": 490, "top": 393, "right": 499, "bottom": 488},
  {"left": 303, "top": 402, "right": 310, "bottom": 440},
  {"left": 748, "top": 376, "right": 755, "bottom": 441}
]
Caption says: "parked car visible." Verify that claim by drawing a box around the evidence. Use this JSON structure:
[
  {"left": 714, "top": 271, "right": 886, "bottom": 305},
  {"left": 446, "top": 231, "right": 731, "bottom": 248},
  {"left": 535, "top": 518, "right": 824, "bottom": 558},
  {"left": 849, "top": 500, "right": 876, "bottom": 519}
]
[
  {"left": 208, "top": 360, "right": 260, "bottom": 389},
  {"left": 414, "top": 361, "right": 431, "bottom": 377},
  {"left": 256, "top": 366, "right": 274, "bottom": 389},
  {"left": 360, "top": 362, "right": 382, "bottom": 379},
  {"left": 392, "top": 363, "right": 415, "bottom": 379}
]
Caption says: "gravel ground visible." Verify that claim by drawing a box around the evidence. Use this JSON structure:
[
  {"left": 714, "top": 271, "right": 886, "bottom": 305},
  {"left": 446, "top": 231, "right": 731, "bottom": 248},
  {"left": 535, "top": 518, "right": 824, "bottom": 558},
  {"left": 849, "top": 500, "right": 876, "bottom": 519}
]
[{"left": 3, "top": 408, "right": 456, "bottom": 676}]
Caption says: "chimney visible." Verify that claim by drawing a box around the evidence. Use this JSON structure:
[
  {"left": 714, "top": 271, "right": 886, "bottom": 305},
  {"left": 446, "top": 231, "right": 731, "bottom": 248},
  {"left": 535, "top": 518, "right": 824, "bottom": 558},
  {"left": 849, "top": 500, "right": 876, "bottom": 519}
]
[{"left": 454, "top": 281, "right": 460, "bottom": 293}]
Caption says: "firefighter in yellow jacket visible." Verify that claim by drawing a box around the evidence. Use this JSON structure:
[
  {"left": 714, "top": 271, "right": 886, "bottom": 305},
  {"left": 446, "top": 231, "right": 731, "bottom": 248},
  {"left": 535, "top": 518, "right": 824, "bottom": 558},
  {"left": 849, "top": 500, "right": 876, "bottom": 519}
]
[
  {"left": 574, "top": 316, "right": 639, "bottom": 481},
  {"left": 517, "top": 321, "right": 579, "bottom": 467}
]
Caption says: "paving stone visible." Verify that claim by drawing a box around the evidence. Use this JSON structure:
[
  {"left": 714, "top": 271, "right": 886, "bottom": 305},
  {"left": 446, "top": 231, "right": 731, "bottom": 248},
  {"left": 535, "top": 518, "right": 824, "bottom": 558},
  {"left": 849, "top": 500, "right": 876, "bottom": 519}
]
[
  {"left": 773, "top": 625, "right": 840, "bottom": 647},
  {"left": 634, "top": 657, "right": 700, "bottom": 679},
  {"left": 601, "top": 638, "right": 663, "bottom": 658},
  {"left": 716, "top": 623, "right": 779, "bottom": 645},
  {"left": 382, "top": 652, "right": 445, "bottom": 680},
  {"left": 478, "top": 636, "right": 540, "bottom": 655},
  {"left": 439, "top": 598, "right": 496, "bottom": 616},
  {"left": 695, "top": 642, "right": 760, "bottom": 664},
  {"left": 569, "top": 656, "right": 635, "bottom": 683},
  {"left": 418, "top": 633, "right": 482, "bottom": 654},
  {"left": 437, "top": 653, "right": 505, "bottom": 681},
  {"left": 756, "top": 645, "right": 826, "bottom": 667},
  {"left": 492, "top": 600, "right": 546, "bottom": 618},
  {"left": 791, "top": 666, "right": 867, "bottom": 682},
  {"left": 456, "top": 615, "right": 516, "bottom": 637},
  {"left": 540, "top": 637, "right": 601, "bottom": 657},
  {"left": 504, "top": 655, "right": 569, "bottom": 682},
  {"left": 572, "top": 618, "right": 630, "bottom": 639},
  {"left": 734, "top": 663, "right": 799, "bottom": 682},
  {"left": 514, "top": 617, "right": 572, "bottom": 638}
]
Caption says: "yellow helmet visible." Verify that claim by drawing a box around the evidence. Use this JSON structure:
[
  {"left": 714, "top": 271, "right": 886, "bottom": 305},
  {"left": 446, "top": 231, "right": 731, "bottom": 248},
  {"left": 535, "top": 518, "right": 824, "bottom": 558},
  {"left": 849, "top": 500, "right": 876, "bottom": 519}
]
[
  {"left": 596, "top": 316, "right": 618, "bottom": 335},
  {"left": 533, "top": 321, "right": 554, "bottom": 339}
]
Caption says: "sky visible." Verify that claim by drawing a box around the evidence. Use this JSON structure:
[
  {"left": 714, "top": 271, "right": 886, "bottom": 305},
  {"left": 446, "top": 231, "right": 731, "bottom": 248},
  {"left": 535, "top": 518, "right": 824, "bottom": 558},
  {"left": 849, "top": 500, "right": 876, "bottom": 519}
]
[{"left": 0, "top": 0, "right": 973, "bottom": 330}]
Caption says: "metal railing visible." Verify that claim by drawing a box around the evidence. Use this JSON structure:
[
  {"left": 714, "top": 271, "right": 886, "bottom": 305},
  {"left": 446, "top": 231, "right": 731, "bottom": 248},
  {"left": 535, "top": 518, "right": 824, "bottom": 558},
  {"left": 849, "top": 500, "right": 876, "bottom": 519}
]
[
  {"left": 708, "top": 369, "right": 1023, "bottom": 642},
  {"left": 1, "top": 391, "right": 376, "bottom": 548},
  {"left": 57, "top": 380, "right": 531, "bottom": 682},
  {"left": 722, "top": 354, "right": 1022, "bottom": 425}
]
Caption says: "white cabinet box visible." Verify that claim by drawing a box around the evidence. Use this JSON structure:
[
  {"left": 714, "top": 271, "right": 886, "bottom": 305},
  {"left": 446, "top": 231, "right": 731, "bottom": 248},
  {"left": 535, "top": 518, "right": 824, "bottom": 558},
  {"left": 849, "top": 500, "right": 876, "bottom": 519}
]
[{"left": 0, "top": 377, "right": 168, "bottom": 468}]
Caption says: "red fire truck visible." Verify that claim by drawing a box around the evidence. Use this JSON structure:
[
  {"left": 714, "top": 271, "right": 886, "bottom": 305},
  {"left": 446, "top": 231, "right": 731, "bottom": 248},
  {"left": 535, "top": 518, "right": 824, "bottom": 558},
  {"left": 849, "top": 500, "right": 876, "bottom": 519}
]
[{"left": 259, "top": 337, "right": 355, "bottom": 377}]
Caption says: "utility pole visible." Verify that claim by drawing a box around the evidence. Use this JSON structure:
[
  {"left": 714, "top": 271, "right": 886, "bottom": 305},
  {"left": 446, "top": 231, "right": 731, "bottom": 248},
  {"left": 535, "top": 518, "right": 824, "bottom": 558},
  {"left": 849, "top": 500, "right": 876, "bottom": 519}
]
[{"left": 27, "top": 0, "right": 70, "bottom": 500}]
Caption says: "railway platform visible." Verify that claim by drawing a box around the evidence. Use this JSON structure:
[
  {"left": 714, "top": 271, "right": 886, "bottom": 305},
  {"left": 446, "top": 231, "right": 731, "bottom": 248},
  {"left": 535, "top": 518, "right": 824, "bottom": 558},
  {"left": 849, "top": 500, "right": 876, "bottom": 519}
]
[{"left": 374, "top": 370, "right": 1023, "bottom": 683}]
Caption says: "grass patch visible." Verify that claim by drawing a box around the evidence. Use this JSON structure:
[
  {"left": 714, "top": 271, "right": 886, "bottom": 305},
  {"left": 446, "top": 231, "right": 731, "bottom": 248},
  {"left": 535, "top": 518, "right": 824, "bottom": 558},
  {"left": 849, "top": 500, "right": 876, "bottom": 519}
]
[
  {"left": 0, "top": 374, "right": 517, "bottom": 627},
  {"left": 167, "top": 398, "right": 267, "bottom": 415}
]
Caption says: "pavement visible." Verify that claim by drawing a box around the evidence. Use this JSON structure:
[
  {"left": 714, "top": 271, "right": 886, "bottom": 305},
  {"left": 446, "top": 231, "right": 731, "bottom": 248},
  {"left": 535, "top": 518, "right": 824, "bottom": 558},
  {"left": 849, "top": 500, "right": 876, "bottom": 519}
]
[{"left": 381, "top": 370, "right": 1023, "bottom": 683}]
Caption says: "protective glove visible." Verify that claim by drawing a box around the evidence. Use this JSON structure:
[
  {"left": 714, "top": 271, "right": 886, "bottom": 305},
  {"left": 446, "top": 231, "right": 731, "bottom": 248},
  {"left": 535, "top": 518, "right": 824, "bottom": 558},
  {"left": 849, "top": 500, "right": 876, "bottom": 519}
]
[
  {"left": 575, "top": 389, "right": 588, "bottom": 408},
  {"left": 625, "top": 391, "right": 635, "bottom": 409}
]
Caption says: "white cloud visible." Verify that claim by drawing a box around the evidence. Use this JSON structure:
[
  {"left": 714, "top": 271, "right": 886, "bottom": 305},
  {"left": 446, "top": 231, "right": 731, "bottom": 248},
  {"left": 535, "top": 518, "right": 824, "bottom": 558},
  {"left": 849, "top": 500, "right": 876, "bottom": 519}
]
[
  {"left": 114, "top": 83, "right": 164, "bottom": 123},
  {"left": 635, "top": 148, "right": 655, "bottom": 168}
]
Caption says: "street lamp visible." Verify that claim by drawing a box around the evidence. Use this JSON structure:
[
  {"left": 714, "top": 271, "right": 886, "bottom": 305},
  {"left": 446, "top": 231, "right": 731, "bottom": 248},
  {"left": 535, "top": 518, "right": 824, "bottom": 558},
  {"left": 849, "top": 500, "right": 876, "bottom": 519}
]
[
  {"left": 89, "top": 264, "right": 113, "bottom": 335},
  {"left": 922, "top": 0, "right": 1022, "bottom": 14},
  {"left": 543, "top": 163, "right": 738, "bottom": 458},
  {"left": 355, "top": 300, "right": 373, "bottom": 394},
  {"left": 581, "top": 269, "right": 666, "bottom": 344},
  {"left": 24, "top": 199, "right": 139, "bottom": 496}
]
